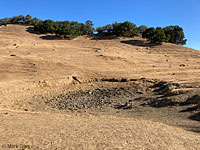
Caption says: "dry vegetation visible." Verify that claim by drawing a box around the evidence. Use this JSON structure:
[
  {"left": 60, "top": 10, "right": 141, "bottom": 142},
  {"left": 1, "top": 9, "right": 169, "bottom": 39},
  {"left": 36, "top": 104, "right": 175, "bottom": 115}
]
[{"left": 0, "top": 25, "right": 200, "bottom": 149}]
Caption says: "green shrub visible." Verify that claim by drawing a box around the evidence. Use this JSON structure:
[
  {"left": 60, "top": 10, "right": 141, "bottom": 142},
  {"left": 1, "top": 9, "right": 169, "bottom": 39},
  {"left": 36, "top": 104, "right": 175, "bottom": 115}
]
[
  {"left": 96, "top": 21, "right": 139, "bottom": 37},
  {"left": 138, "top": 25, "right": 148, "bottom": 34},
  {"left": 163, "top": 26, "right": 187, "bottom": 45},
  {"left": 142, "top": 27, "right": 168, "bottom": 44}
]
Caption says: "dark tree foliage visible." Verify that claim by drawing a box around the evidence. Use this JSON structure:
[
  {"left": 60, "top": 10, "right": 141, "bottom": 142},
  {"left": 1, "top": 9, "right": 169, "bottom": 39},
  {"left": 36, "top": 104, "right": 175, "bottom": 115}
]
[
  {"left": 153, "top": 27, "right": 168, "bottom": 43},
  {"left": 112, "top": 21, "right": 139, "bottom": 37},
  {"left": 104, "top": 24, "right": 113, "bottom": 33},
  {"left": 0, "top": 15, "right": 187, "bottom": 43},
  {"left": 138, "top": 25, "right": 148, "bottom": 34},
  {"left": 31, "top": 17, "right": 42, "bottom": 26},
  {"left": 85, "top": 20, "right": 94, "bottom": 35},
  {"left": 142, "top": 27, "right": 168, "bottom": 44},
  {"left": 163, "top": 26, "right": 187, "bottom": 45},
  {"left": 0, "top": 18, "right": 12, "bottom": 25},
  {"left": 96, "top": 27, "right": 105, "bottom": 34},
  {"left": 24, "top": 14, "right": 32, "bottom": 25},
  {"left": 96, "top": 21, "right": 139, "bottom": 37},
  {"left": 143, "top": 26, "right": 186, "bottom": 45},
  {"left": 142, "top": 27, "right": 155, "bottom": 41}
]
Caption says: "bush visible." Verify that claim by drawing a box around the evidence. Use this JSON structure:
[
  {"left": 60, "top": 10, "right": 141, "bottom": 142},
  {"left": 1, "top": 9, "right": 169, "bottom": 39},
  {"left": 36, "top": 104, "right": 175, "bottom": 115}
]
[
  {"left": 138, "top": 25, "right": 148, "bottom": 34},
  {"left": 143, "top": 26, "right": 187, "bottom": 45},
  {"left": 112, "top": 21, "right": 138, "bottom": 37},
  {"left": 96, "top": 21, "right": 139, "bottom": 37},
  {"left": 142, "top": 27, "right": 155, "bottom": 41},
  {"left": 163, "top": 26, "right": 187, "bottom": 45},
  {"left": 153, "top": 27, "right": 168, "bottom": 43},
  {"left": 85, "top": 20, "right": 94, "bottom": 35},
  {"left": 142, "top": 27, "right": 168, "bottom": 44},
  {"left": 96, "top": 27, "right": 105, "bottom": 34},
  {"left": 24, "top": 14, "right": 32, "bottom": 25}
]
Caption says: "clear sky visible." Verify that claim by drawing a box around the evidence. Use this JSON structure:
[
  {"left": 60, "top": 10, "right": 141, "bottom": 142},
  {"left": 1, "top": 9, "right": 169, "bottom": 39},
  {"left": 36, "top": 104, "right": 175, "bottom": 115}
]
[{"left": 0, "top": 0, "right": 199, "bottom": 50}]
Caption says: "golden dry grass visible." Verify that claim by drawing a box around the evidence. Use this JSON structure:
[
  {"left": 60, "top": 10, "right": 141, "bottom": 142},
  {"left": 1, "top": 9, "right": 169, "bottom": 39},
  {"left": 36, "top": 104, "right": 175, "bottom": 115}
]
[{"left": 0, "top": 25, "right": 200, "bottom": 149}]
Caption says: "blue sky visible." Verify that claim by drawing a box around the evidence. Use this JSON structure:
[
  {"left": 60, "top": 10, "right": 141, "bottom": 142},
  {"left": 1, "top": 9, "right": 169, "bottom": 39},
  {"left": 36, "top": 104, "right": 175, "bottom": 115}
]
[{"left": 0, "top": 0, "right": 199, "bottom": 50}]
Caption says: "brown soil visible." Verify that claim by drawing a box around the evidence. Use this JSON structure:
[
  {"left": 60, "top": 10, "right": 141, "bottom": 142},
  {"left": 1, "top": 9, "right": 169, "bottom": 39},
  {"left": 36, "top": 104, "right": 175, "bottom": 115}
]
[{"left": 0, "top": 25, "right": 200, "bottom": 149}]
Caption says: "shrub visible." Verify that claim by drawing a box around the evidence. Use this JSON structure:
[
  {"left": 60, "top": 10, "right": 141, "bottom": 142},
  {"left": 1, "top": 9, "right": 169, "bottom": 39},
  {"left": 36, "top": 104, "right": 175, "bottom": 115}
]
[
  {"left": 112, "top": 21, "right": 138, "bottom": 37},
  {"left": 138, "top": 25, "right": 148, "bottom": 34},
  {"left": 85, "top": 20, "right": 94, "bottom": 35},
  {"left": 142, "top": 27, "right": 168, "bottom": 44},
  {"left": 96, "top": 27, "right": 105, "bottom": 34},
  {"left": 163, "top": 26, "right": 187, "bottom": 45},
  {"left": 24, "top": 14, "right": 32, "bottom": 25},
  {"left": 96, "top": 21, "right": 139, "bottom": 37}
]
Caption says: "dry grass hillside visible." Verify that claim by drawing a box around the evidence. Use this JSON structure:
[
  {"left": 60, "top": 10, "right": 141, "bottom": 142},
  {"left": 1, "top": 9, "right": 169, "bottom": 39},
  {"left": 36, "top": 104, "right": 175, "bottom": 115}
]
[{"left": 0, "top": 25, "right": 200, "bottom": 149}]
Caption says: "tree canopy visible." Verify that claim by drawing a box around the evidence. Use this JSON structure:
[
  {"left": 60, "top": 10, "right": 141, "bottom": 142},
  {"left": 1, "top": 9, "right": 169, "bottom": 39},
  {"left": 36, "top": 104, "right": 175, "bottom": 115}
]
[
  {"left": 0, "top": 14, "right": 187, "bottom": 44},
  {"left": 142, "top": 26, "right": 187, "bottom": 45}
]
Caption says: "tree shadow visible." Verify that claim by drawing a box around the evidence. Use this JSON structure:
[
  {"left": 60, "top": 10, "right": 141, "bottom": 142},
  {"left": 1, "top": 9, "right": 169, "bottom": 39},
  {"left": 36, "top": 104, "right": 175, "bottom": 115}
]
[
  {"left": 91, "top": 33, "right": 119, "bottom": 40},
  {"left": 120, "top": 40, "right": 161, "bottom": 47},
  {"left": 180, "top": 105, "right": 200, "bottom": 122},
  {"left": 180, "top": 106, "right": 198, "bottom": 112},
  {"left": 189, "top": 112, "right": 200, "bottom": 122},
  {"left": 180, "top": 125, "right": 200, "bottom": 133},
  {"left": 39, "top": 35, "right": 60, "bottom": 40},
  {"left": 26, "top": 27, "right": 39, "bottom": 34}
]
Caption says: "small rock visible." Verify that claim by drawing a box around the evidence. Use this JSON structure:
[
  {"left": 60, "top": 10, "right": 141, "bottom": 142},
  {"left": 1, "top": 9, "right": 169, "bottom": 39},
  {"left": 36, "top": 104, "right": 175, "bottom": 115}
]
[
  {"left": 10, "top": 54, "right": 16, "bottom": 57},
  {"left": 180, "top": 64, "right": 185, "bottom": 67}
]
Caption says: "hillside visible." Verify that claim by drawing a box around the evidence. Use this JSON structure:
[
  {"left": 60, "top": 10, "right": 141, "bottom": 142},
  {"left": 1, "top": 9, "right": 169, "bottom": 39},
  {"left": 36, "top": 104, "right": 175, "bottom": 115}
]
[{"left": 0, "top": 25, "right": 200, "bottom": 149}]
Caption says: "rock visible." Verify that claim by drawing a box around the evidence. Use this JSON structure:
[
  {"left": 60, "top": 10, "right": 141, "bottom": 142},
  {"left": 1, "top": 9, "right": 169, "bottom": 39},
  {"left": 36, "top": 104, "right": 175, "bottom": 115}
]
[
  {"left": 10, "top": 54, "right": 16, "bottom": 57},
  {"left": 153, "top": 82, "right": 177, "bottom": 95},
  {"left": 180, "top": 64, "right": 185, "bottom": 67}
]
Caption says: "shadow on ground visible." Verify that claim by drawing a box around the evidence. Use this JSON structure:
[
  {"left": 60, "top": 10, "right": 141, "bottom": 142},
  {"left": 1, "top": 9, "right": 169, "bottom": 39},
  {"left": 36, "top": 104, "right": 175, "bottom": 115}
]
[
  {"left": 26, "top": 27, "right": 38, "bottom": 34},
  {"left": 189, "top": 112, "right": 200, "bottom": 122},
  {"left": 180, "top": 106, "right": 200, "bottom": 125},
  {"left": 91, "top": 34, "right": 119, "bottom": 40},
  {"left": 39, "top": 35, "right": 60, "bottom": 40},
  {"left": 121, "top": 40, "right": 161, "bottom": 47},
  {"left": 180, "top": 125, "right": 200, "bottom": 133}
]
